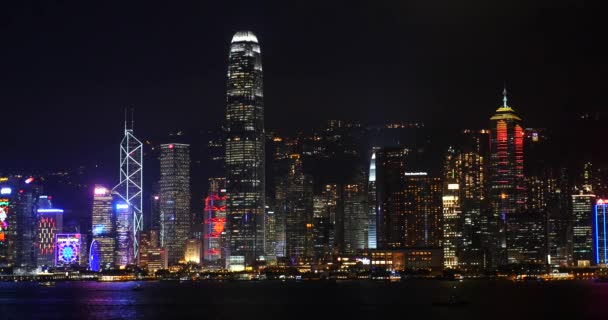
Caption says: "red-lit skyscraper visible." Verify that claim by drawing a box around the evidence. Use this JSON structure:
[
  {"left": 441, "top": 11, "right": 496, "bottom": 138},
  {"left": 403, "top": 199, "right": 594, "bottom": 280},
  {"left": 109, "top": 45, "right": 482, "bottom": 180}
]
[
  {"left": 487, "top": 88, "right": 524, "bottom": 268},
  {"left": 36, "top": 195, "right": 63, "bottom": 268},
  {"left": 204, "top": 178, "right": 226, "bottom": 263}
]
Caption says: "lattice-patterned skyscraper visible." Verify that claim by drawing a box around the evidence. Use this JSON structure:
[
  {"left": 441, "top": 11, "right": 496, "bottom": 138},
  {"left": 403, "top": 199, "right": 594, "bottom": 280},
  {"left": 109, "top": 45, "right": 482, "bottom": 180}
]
[{"left": 113, "top": 116, "right": 143, "bottom": 265}]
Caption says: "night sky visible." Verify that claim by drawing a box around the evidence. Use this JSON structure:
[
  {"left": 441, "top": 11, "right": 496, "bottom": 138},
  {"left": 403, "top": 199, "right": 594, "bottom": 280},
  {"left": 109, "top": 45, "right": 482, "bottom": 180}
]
[{"left": 1, "top": 0, "right": 606, "bottom": 172}]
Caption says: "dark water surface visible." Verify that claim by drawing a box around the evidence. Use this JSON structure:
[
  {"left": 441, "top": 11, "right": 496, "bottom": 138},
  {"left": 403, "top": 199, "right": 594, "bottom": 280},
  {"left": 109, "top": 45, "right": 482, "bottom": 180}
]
[{"left": 1, "top": 280, "right": 606, "bottom": 319}]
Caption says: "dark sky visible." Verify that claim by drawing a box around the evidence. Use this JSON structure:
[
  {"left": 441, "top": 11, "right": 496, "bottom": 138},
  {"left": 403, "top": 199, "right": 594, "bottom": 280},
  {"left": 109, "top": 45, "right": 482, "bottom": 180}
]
[{"left": 1, "top": 0, "right": 606, "bottom": 171}]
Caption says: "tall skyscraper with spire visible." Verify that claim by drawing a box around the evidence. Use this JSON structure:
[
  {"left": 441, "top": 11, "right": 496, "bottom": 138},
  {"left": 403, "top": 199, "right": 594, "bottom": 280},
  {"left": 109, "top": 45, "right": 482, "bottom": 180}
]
[
  {"left": 486, "top": 88, "right": 524, "bottom": 268},
  {"left": 225, "top": 31, "right": 265, "bottom": 269},
  {"left": 113, "top": 111, "right": 143, "bottom": 266}
]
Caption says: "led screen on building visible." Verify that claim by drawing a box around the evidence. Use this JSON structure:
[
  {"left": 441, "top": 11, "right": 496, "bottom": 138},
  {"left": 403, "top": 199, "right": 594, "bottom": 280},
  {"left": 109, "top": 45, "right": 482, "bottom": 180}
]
[{"left": 55, "top": 233, "right": 81, "bottom": 267}]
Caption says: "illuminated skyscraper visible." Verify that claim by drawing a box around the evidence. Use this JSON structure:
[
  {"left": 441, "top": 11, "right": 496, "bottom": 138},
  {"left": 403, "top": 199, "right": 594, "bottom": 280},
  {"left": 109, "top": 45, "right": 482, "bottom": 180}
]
[
  {"left": 36, "top": 198, "right": 63, "bottom": 268},
  {"left": 278, "top": 154, "right": 313, "bottom": 262},
  {"left": 113, "top": 116, "right": 143, "bottom": 265},
  {"left": 0, "top": 184, "right": 11, "bottom": 265},
  {"left": 368, "top": 151, "right": 378, "bottom": 249},
  {"left": 90, "top": 186, "right": 115, "bottom": 269},
  {"left": 14, "top": 178, "right": 41, "bottom": 269},
  {"left": 225, "top": 31, "right": 265, "bottom": 268},
  {"left": 487, "top": 88, "right": 524, "bottom": 268},
  {"left": 343, "top": 183, "right": 368, "bottom": 254},
  {"left": 402, "top": 173, "right": 442, "bottom": 248},
  {"left": 92, "top": 186, "right": 113, "bottom": 237},
  {"left": 204, "top": 178, "right": 227, "bottom": 263},
  {"left": 312, "top": 195, "right": 331, "bottom": 259},
  {"left": 114, "top": 202, "right": 132, "bottom": 266},
  {"left": 442, "top": 175, "right": 461, "bottom": 269},
  {"left": 159, "top": 143, "right": 191, "bottom": 265},
  {"left": 375, "top": 147, "right": 408, "bottom": 248},
  {"left": 443, "top": 131, "right": 486, "bottom": 271},
  {"left": 594, "top": 199, "right": 608, "bottom": 266},
  {"left": 572, "top": 191, "right": 595, "bottom": 267}
]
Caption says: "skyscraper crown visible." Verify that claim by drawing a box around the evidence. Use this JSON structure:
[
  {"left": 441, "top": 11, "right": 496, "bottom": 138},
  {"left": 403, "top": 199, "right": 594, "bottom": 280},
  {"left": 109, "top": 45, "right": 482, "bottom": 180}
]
[
  {"left": 231, "top": 31, "right": 258, "bottom": 43},
  {"left": 491, "top": 87, "right": 521, "bottom": 121}
]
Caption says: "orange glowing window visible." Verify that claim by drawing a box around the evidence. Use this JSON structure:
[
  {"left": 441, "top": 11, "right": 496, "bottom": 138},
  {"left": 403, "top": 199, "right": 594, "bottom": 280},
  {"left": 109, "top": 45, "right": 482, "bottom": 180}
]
[{"left": 213, "top": 223, "right": 225, "bottom": 234}]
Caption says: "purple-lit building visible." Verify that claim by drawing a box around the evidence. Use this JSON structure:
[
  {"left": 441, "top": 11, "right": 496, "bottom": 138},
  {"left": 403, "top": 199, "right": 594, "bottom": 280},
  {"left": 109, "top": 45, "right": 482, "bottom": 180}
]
[
  {"left": 114, "top": 202, "right": 132, "bottom": 267},
  {"left": 55, "top": 233, "right": 81, "bottom": 267}
]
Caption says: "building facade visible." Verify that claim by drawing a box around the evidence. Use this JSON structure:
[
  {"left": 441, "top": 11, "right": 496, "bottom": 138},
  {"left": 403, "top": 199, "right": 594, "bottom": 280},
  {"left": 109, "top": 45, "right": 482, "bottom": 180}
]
[
  {"left": 375, "top": 147, "right": 408, "bottom": 249},
  {"left": 113, "top": 119, "right": 143, "bottom": 264},
  {"left": 184, "top": 238, "right": 202, "bottom": 264},
  {"left": 114, "top": 202, "right": 132, "bottom": 266},
  {"left": 159, "top": 143, "right": 191, "bottom": 266},
  {"left": 225, "top": 31, "right": 266, "bottom": 269},
  {"left": 91, "top": 186, "right": 115, "bottom": 270},
  {"left": 402, "top": 174, "right": 442, "bottom": 248},
  {"left": 572, "top": 192, "right": 595, "bottom": 267},
  {"left": 368, "top": 151, "right": 378, "bottom": 249},
  {"left": 278, "top": 154, "right": 313, "bottom": 262},
  {"left": 594, "top": 199, "right": 607, "bottom": 266},
  {"left": 343, "top": 183, "right": 368, "bottom": 254},
  {"left": 204, "top": 178, "right": 227, "bottom": 263},
  {"left": 36, "top": 205, "right": 63, "bottom": 268},
  {"left": 487, "top": 89, "right": 524, "bottom": 268}
]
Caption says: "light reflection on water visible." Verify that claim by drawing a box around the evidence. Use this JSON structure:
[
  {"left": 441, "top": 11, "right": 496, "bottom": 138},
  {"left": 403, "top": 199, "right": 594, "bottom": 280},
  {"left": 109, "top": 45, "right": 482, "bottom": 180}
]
[{"left": 0, "top": 280, "right": 607, "bottom": 320}]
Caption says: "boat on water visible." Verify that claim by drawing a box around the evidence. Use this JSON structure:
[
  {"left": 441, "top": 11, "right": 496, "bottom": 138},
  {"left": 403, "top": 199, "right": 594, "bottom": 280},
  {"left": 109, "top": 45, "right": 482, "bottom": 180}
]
[
  {"left": 38, "top": 281, "right": 56, "bottom": 287},
  {"left": 389, "top": 271, "right": 401, "bottom": 282}
]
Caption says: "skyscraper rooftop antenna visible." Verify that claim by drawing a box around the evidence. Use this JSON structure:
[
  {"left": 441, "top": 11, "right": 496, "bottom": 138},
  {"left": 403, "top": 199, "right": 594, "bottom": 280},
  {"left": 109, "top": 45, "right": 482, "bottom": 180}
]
[
  {"left": 131, "top": 107, "right": 135, "bottom": 131},
  {"left": 124, "top": 108, "right": 128, "bottom": 132},
  {"left": 503, "top": 83, "right": 508, "bottom": 107}
]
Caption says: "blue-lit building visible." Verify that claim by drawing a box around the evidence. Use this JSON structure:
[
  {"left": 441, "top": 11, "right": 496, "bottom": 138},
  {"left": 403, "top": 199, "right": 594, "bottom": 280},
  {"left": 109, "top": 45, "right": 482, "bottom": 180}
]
[
  {"left": 367, "top": 152, "right": 377, "bottom": 249},
  {"left": 89, "top": 239, "right": 101, "bottom": 271},
  {"left": 594, "top": 199, "right": 608, "bottom": 266}
]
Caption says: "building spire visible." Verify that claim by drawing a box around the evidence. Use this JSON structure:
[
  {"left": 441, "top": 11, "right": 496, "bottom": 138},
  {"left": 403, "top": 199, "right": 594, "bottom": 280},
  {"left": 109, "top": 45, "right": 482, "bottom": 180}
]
[
  {"left": 124, "top": 108, "right": 128, "bottom": 132},
  {"left": 502, "top": 84, "right": 508, "bottom": 107}
]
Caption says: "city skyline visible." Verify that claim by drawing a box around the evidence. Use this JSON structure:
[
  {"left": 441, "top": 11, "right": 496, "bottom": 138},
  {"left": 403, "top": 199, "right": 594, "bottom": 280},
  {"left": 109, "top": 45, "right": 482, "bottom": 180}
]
[{"left": 2, "top": 3, "right": 608, "bottom": 319}]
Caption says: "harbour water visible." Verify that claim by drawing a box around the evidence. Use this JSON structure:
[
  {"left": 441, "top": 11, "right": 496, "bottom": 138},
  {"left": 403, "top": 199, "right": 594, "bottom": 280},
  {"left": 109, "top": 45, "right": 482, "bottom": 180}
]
[{"left": 1, "top": 279, "right": 607, "bottom": 319}]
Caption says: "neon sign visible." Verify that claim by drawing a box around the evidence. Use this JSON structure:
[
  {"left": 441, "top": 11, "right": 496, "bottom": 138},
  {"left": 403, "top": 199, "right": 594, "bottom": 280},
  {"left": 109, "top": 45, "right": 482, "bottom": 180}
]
[
  {"left": 0, "top": 188, "right": 11, "bottom": 195},
  {"left": 37, "top": 209, "right": 64, "bottom": 213}
]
